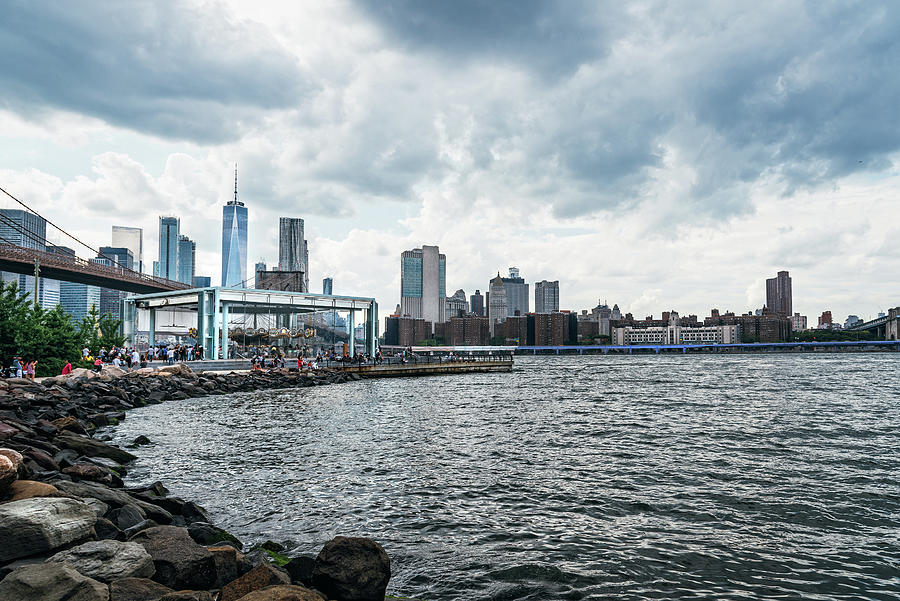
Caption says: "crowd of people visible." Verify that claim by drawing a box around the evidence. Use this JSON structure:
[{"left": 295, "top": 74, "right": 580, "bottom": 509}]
[{"left": 5, "top": 356, "right": 37, "bottom": 380}]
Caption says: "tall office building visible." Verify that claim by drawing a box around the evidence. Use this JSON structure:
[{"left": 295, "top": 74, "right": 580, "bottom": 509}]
[
  {"left": 765, "top": 270, "right": 792, "bottom": 316},
  {"left": 157, "top": 216, "right": 179, "bottom": 281},
  {"left": 0, "top": 209, "right": 60, "bottom": 309},
  {"left": 176, "top": 235, "right": 195, "bottom": 285},
  {"left": 488, "top": 274, "right": 508, "bottom": 335},
  {"left": 470, "top": 290, "right": 484, "bottom": 316},
  {"left": 192, "top": 276, "right": 211, "bottom": 288},
  {"left": 534, "top": 280, "right": 560, "bottom": 313},
  {"left": 49, "top": 245, "right": 97, "bottom": 321},
  {"left": 222, "top": 165, "right": 248, "bottom": 288},
  {"left": 323, "top": 277, "right": 333, "bottom": 295},
  {"left": 446, "top": 289, "right": 468, "bottom": 318},
  {"left": 400, "top": 246, "right": 446, "bottom": 328},
  {"left": 99, "top": 247, "right": 134, "bottom": 271},
  {"left": 502, "top": 267, "right": 529, "bottom": 316},
  {"left": 60, "top": 281, "right": 100, "bottom": 322},
  {"left": 111, "top": 226, "right": 143, "bottom": 273},
  {"left": 93, "top": 248, "right": 133, "bottom": 320},
  {"left": 0, "top": 209, "right": 46, "bottom": 250},
  {"left": 278, "top": 217, "right": 309, "bottom": 292}
]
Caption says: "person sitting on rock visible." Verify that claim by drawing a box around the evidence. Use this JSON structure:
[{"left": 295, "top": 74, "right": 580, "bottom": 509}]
[{"left": 61, "top": 360, "right": 72, "bottom": 375}]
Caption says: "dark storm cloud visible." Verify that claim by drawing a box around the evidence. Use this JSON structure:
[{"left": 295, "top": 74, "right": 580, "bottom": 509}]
[
  {"left": 353, "top": 0, "right": 621, "bottom": 76},
  {"left": 0, "top": 1, "right": 308, "bottom": 143},
  {"left": 353, "top": 0, "right": 900, "bottom": 219}
]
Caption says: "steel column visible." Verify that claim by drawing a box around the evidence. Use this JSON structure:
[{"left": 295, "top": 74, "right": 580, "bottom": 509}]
[
  {"left": 148, "top": 308, "right": 156, "bottom": 347},
  {"left": 348, "top": 309, "right": 355, "bottom": 356},
  {"left": 221, "top": 302, "right": 229, "bottom": 359}
]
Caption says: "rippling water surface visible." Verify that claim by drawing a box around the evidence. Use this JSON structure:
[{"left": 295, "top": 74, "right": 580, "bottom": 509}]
[{"left": 110, "top": 354, "right": 900, "bottom": 600}]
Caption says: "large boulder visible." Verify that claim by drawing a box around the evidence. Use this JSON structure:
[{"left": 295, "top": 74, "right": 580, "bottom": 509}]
[
  {"left": 4, "top": 479, "right": 59, "bottom": 502},
  {"left": 0, "top": 455, "right": 17, "bottom": 494},
  {"left": 311, "top": 537, "right": 390, "bottom": 601},
  {"left": 128, "top": 526, "right": 216, "bottom": 590},
  {"left": 0, "top": 562, "right": 109, "bottom": 601},
  {"left": 219, "top": 563, "right": 290, "bottom": 601},
  {"left": 208, "top": 545, "right": 251, "bottom": 588},
  {"left": 0, "top": 497, "right": 97, "bottom": 562},
  {"left": 108, "top": 577, "right": 173, "bottom": 601},
  {"left": 100, "top": 365, "right": 128, "bottom": 379},
  {"left": 53, "top": 480, "right": 173, "bottom": 524},
  {"left": 231, "top": 585, "right": 325, "bottom": 601},
  {"left": 55, "top": 433, "right": 138, "bottom": 464},
  {"left": 0, "top": 447, "right": 23, "bottom": 468},
  {"left": 47, "top": 540, "right": 155, "bottom": 583},
  {"left": 187, "top": 521, "right": 242, "bottom": 549}
]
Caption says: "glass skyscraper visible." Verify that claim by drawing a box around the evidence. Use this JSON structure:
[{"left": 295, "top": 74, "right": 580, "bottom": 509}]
[
  {"left": 157, "top": 216, "right": 179, "bottom": 281},
  {"left": 400, "top": 245, "right": 446, "bottom": 327},
  {"left": 111, "top": 226, "right": 143, "bottom": 273},
  {"left": 222, "top": 167, "right": 248, "bottom": 288},
  {"left": 177, "top": 235, "right": 195, "bottom": 285}
]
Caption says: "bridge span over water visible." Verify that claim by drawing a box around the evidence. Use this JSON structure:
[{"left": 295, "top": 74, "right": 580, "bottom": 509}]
[{"left": 0, "top": 242, "right": 188, "bottom": 294}]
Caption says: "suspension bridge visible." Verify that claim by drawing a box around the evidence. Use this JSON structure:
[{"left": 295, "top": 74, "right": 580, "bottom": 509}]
[{"left": 0, "top": 185, "right": 188, "bottom": 294}]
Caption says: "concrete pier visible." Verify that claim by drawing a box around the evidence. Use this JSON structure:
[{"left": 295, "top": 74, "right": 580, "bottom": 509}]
[{"left": 340, "top": 359, "right": 513, "bottom": 377}]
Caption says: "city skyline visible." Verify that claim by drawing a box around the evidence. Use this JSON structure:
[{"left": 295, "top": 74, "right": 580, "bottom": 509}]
[{"left": 0, "top": 2, "right": 898, "bottom": 321}]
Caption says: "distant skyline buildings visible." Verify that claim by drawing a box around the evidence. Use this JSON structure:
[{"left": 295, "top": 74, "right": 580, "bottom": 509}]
[
  {"left": 177, "top": 235, "right": 195, "bottom": 285},
  {"left": 534, "top": 280, "right": 560, "bottom": 314},
  {"left": 766, "top": 270, "right": 792, "bottom": 316},
  {"left": 501, "top": 267, "right": 529, "bottom": 317},
  {"left": 488, "top": 273, "right": 507, "bottom": 335},
  {"left": 156, "top": 216, "right": 179, "bottom": 281},
  {"left": 323, "top": 277, "right": 333, "bottom": 295},
  {"left": 400, "top": 245, "right": 446, "bottom": 328},
  {"left": 222, "top": 165, "right": 248, "bottom": 288},
  {"left": 278, "top": 217, "right": 309, "bottom": 293},
  {"left": 111, "top": 226, "right": 143, "bottom": 273},
  {"left": 470, "top": 290, "right": 484, "bottom": 316}
]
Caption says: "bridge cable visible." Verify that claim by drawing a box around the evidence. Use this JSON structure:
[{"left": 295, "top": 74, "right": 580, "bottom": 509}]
[{"left": 0, "top": 185, "right": 155, "bottom": 278}]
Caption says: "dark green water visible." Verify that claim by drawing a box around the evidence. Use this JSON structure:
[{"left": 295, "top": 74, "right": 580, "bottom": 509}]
[{"left": 111, "top": 354, "right": 900, "bottom": 600}]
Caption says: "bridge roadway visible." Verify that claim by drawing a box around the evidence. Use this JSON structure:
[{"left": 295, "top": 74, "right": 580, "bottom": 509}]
[{"left": 0, "top": 242, "right": 189, "bottom": 294}]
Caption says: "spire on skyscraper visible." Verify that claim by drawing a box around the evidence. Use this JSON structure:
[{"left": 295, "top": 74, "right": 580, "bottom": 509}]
[{"left": 234, "top": 163, "right": 238, "bottom": 203}]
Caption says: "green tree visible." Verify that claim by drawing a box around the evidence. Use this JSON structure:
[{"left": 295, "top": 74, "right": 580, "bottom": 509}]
[
  {"left": 39, "top": 306, "right": 82, "bottom": 376},
  {"left": 98, "top": 313, "right": 125, "bottom": 348},
  {"left": 0, "top": 282, "right": 30, "bottom": 369}
]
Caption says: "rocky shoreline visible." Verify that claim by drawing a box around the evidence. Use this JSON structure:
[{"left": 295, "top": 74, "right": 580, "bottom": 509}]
[{"left": 0, "top": 365, "right": 393, "bottom": 601}]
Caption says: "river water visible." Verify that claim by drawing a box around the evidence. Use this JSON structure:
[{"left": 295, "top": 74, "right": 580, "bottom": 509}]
[{"left": 110, "top": 354, "right": 900, "bottom": 600}]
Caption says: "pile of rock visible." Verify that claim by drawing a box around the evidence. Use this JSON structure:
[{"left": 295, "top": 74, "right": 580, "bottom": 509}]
[{"left": 0, "top": 370, "right": 392, "bottom": 601}]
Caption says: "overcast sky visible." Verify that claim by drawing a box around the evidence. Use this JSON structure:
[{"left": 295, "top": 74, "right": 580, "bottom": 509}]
[{"left": 1, "top": 0, "right": 898, "bottom": 322}]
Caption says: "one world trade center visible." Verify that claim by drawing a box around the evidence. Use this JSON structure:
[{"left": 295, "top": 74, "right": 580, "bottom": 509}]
[{"left": 221, "top": 165, "right": 248, "bottom": 288}]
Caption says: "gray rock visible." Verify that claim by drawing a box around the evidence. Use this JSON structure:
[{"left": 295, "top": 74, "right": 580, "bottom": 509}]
[
  {"left": 0, "top": 562, "right": 109, "bottom": 601},
  {"left": 284, "top": 555, "right": 316, "bottom": 586},
  {"left": 55, "top": 432, "right": 137, "bottom": 464},
  {"left": 128, "top": 525, "right": 216, "bottom": 590},
  {"left": 94, "top": 517, "right": 126, "bottom": 541},
  {"left": 108, "top": 577, "right": 173, "bottom": 601},
  {"left": 53, "top": 480, "right": 173, "bottom": 524},
  {"left": 83, "top": 497, "right": 110, "bottom": 518},
  {"left": 47, "top": 540, "right": 155, "bottom": 583},
  {"left": 0, "top": 497, "right": 97, "bottom": 562},
  {"left": 187, "top": 521, "right": 243, "bottom": 549},
  {"left": 123, "top": 519, "right": 159, "bottom": 538},
  {"left": 110, "top": 504, "right": 146, "bottom": 530},
  {"left": 311, "top": 536, "right": 390, "bottom": 601}
]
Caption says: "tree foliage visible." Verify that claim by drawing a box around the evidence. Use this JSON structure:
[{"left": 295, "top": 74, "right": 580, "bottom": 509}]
[{"left": 0, "top": 281, "right": 124, "bottom": 376}]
